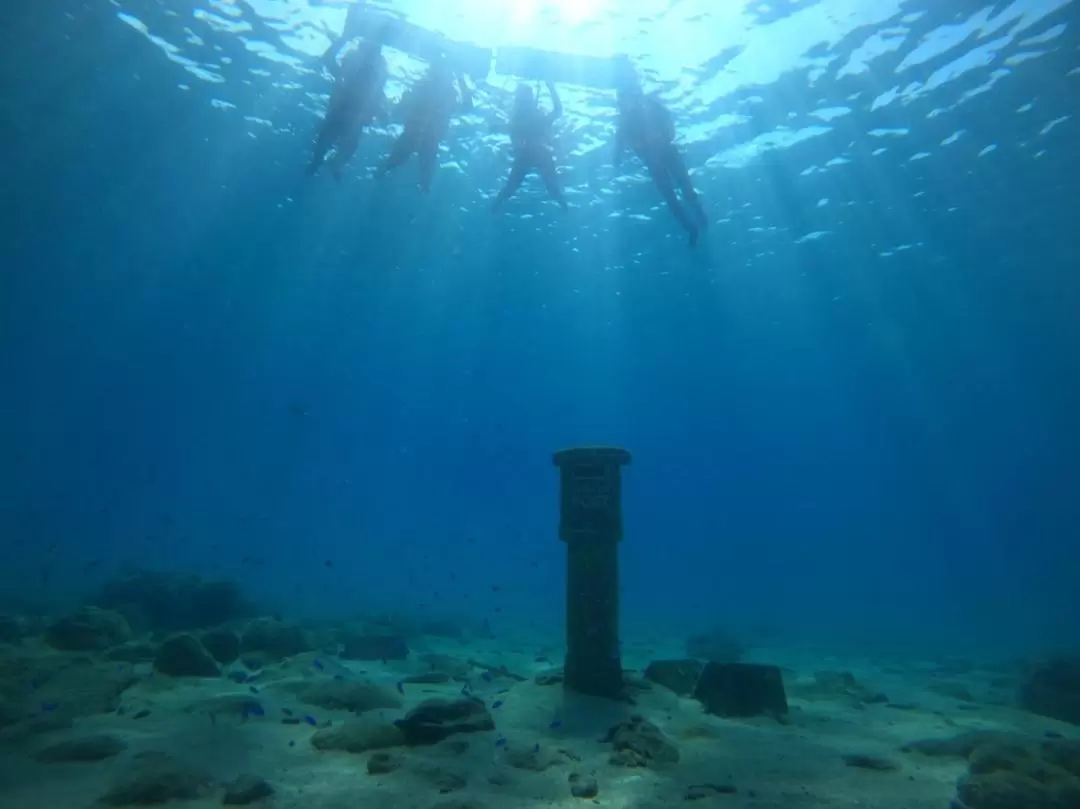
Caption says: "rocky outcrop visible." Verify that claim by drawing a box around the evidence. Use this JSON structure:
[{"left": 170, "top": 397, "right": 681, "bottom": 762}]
[
  {"left": 1021, "top": 658, "right": 1080, "bottom": 725},
  {"left": 91, "top": 569, "right": 253, "bottom": 633},
  {"left": 602, "top": 716, "right": 679, "bottom": 768},
  {"left": 200, "top": 628, "right": 240, "bottom": 665},
  {"left": 394, "top": 697, "right": 495, "bottom": 746},
  {"left": 296, "top": 680, "right": 402, "bottom": 714},
  {"left": 239, "top": 618, "right": 311, "bottom": 662},
  {"left": 222, "top": 774, "right": 274, "bottom": 805},
  {"left": 311, "top": 720, "right": 405, "bottom": 753},
  {"left": 154, "top": 634, "right": 220, "bottom": 678},
  {"left": 45, "top": 607, "right": 131, "bottom": 652},
  {"left": 34, "top": 734, "right": 128, "bottom": 762},
  {"left": 99, "top": 752, "right": 214, "bottom": 806}
]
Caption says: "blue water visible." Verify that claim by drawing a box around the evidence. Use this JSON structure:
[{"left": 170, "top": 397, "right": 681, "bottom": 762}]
[{"left": 2, "top": 0, "right": 1078, "bottom": 658}]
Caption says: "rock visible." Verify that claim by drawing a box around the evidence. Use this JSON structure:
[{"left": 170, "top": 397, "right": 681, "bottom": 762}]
[
  {"left": 394, "top": 697, "right": 495, "bottom": 746},
  {"left": 340, "top": 634, "right": 410, "bottom": 661},
  {"left": 240, "top": 618, "right": 311, "bottom": 661},
  {"left": 644, "top": 660, "right": 705, "bottom": 696},
  {"left": 297, "top": 680, "right": 402, "bottom": 714},
  {"left": 367, "top": 751, "right": 403, "bottom": 774},
  {"left": 416, "top": 764, "right": 467, "bottom": 793},
  {"left": 602, "top": 716, "right": 679, "bottom": 768},
  {"left": 842, "top": 753, "right": 898, "bottom": 771},
  {"left": 45, "top": 607, "right": 131, "bottom": 651},
  {"left": 1021, "top": 658, "right": 1080, "bottom": 725},
  {"left": 34, "top": 734, "right": 128, "bottom": 762},
  {"left": 535, "top": 670, "right": 564, "bottom": 686},
  {"left": 504, "top": 743, "right": 557, "bottom": 771},
  {"left": 569, "top": 773, "right": 599, "bottom": 798},
  {"left": 222, "top": 774, "right": 274, "bottom": 805},
  {"left": 154, "top": 634, "right": 220, "bottom": 678},
  {"left": 92, "top": 569, "right": 253, "bottom": 633},
  {"left": 105, "top": 642, "right": 157, "bottom": 663},
  {"left": 184, "top": 694, "right": 264, "bottom": 724},
  {"left": 100, "top": 752, "right": 213, "bottom": 805},
  {"left": 684, "top": 784, "right": 737, "bottom": 800},
  {"left": 311, "top": 720, "right": 405, "bottom": 753},
  {"left": 201, "top": 628, "right": 240, "bottom": 666},
  {"left": 24, "top": 660, "right": 138, "bottom": 719},
  {"left": 957, "top": 770, "right": 1067, "bottom": 809},
  {"left": 0, "top": 614, "right": 25, "bottom": 643},
  {"left": 901, "top": 731, "right": 1013, "bottom": 758},
  {"left": 692, "top": 662, "right": 788, "bottom": 718},
  {"left": 686, "top": 629, "right": 744, "bottom": 663}
]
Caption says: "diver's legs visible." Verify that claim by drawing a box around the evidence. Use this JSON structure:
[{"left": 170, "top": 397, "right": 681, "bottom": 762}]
[
  {"left": 491, "top": 159, "right": 530, "bottom": 210},
  {"left": 417, "top": 133, "right": 439, "bottom": 194},
  {"left": 537, "top": 151, "right": 568, "bottom": 211},
  {"left": 329, "top": 120, "right": 363, "bottom": 181},
  {"left": 666, "top": 145, "right": 708, "bottom": 229},
  {"left": 307, "top": 120, "right": 337, "bottom": 176},
  {"left": 378, "top": 131, "right": 416, "bottom": 178},
  {"left": 644, "top": 151, "right": 699, "bottom": 245}
]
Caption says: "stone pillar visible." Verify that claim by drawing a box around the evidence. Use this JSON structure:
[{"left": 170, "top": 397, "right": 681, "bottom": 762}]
[{"left": 553, "top": 446, "right": 632, "bottom": 700}]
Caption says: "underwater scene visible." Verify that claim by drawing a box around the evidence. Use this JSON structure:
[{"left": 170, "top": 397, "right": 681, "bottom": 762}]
[{"left": 2, "top": 0, "right": 1080, "bottom": 807}]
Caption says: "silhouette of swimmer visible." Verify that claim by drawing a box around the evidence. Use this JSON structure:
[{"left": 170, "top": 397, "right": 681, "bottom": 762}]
[
  {"left": 377, "top": 55, "right": 473, "bottom": 193},
  {"left": 491, "top": 81, "right": 568, "bottom": 211},
  {"left": 614, "top": 71, "right": 708, "bottom": 246},
  {"left": 307, "top": 39, "right": 388, "bottom": 180}
]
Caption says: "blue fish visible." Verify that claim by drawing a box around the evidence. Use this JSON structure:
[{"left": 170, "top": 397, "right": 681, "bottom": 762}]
[
  {"left": 304, "top": 715, "right": 317, "bottom": 726},
  {"left": 313, "top": 659, "right": 325, "bottom": 671},
  {"left": 396, "top": 681, "right": 405, "bottom": 695},
  {"left": 247, "top": 703, "right": 265, "bottom": 717},
  {"left": 549, "top": 719, "right": 563, "bottom": 730},
  {"left": 494, "top": 734, "right": 508, "bottom": 748},
  {"left": 491, "top": 700, "right": 504, "bottom": 709},
  {"left": 41, "top": 702, "right": 58, "bottom": 713}
]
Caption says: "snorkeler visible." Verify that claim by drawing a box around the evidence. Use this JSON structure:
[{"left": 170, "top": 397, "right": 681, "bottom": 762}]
[
  {"left": 376, "top": 55, "right": 472, "bottom": 193},
  {"left": 613, "top": 70, "right": 708, "bottom": 246},
  {"left": 307, "top": 38, "right": 388, "bottom": 180},
  {"left": 491, "top": 80, "right": 568, "bottom": 211}
]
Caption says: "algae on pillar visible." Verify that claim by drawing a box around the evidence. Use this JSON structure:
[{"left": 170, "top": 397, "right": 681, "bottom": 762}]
[{"left": 553, "top": 446, "right": 632, "bottom": 700}]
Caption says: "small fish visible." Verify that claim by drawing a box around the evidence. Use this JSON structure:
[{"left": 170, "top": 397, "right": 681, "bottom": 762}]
[
  {"left": 313, "top": 659, "right": 325, "bottom": 671},
  {"left": 282, "top": 708, "right": 294, "bottom": 717},
  {"left": 41, "top": 702, "right": 58, "bottom": 713},
  {"left": 304, "top": 715, "right": 317, "bottom": 726},
  {"left": 533, "top": 742, "right": 540, "bottom": 754},
  {"left": 396, "top": 681, "right": 405, "bottom": 695},
  {"left": 248, "top": 685, "right": 259, "bottom": 694},
  {"left": 460, "top": 684, "right": 470, "bottom": 696},
  {"left": 480, "top": 671, "right": 493, "bottom": 683},
  {"left": 282, "top": 717, "right": 300, "bottom": 725},
  {"left": 549, "top": 719, "right": 563, "bottom": 730},
  {"left": 333, "top": 674, "right": 344, "bottom": 681},
  {"left": 491, "top": 700, "right": 504, "bottom": 709},
  {"left": 247, "top": 703, "right": 265, "bottom": 717},
  {"left": 535, "top": 655, "right": 550, "bottom": 663},
  {"left": 133, "top": 709, "right": 151, "bottom": 720},
  {"left": 494, "top": 734, "right": 508, "bottom": 748},
  {"left": 288, "top": 740, "right": 295, "bottom": 747}
]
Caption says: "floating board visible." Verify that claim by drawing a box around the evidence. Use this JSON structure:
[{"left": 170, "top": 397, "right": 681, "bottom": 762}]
[
  {"left": 341, "top": 5, "right": 492, "bottom": 78},
  {"left": 493, "top": 48, "right": 631, "bottom": 89}
]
